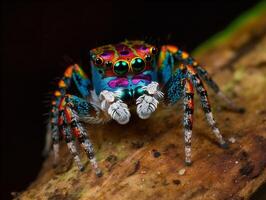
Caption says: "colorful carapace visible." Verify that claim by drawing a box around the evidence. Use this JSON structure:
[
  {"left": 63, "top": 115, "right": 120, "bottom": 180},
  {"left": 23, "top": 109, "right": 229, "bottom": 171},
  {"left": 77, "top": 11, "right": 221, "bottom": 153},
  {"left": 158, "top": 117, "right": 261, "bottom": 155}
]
[{"left": 45, "top": 40, "right": 235, "bottom": 177}]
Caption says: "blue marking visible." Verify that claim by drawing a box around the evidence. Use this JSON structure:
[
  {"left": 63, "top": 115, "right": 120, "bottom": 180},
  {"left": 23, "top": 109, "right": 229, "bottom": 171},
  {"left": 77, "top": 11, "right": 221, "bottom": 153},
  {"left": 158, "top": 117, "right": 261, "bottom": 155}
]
[
  {"left": 91, "top": 66, "right": 107, "bottom": 94},
  {"left": 165, "top": 69, "right": 186, "bottom": 104},
  {"left": 73, "top": 73, "right": 90, "bottom": 98},
  {"left": 158, "top": 52, "right": 174, "bottom": 85},
  {"left": 143, "top": 69, "right": 157, "bottom": 83},
  {"left": 69, "top": 95, "right": 93, "bottom": 117},
  {"left": 91, "top": 65, "right": 157, "bottom": 95}
]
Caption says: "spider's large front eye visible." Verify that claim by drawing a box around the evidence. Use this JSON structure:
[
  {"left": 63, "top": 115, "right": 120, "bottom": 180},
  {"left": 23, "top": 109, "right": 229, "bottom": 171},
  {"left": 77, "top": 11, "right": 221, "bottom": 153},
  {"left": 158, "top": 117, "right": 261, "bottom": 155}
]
[
  {"left": 113, "top": 60, "right": 129, "bottom": 76},
  {"left": 131, "top": 58, "right": 145, "bottom": 73}
]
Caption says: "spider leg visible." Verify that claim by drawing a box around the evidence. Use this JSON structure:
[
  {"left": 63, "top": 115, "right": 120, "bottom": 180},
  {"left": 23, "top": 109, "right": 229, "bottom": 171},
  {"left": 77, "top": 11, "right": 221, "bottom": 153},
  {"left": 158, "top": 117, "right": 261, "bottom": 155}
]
[
  {"left": 58, "top": 111, "right": 84, "bottom": 171},
  {"left": 161, "top": 45, "right": 243, "bottom": 112},
  {"left": 186, "top": 65, "right": 228, "bottom": 148},
  {"left": 183, "top": 79, "right": 194, "bottom": 165},
  {"left": 58, "top": 94, "right": 102, "bottom": 176},
  {"left": 160, "top": 47, "right": 228, "bottom": 166},
  {"left": 50, "top": 101, "right": 60, "bottom": 166},
  {"left": 45, "top": 64, "right": 91, "bottom": 160}
]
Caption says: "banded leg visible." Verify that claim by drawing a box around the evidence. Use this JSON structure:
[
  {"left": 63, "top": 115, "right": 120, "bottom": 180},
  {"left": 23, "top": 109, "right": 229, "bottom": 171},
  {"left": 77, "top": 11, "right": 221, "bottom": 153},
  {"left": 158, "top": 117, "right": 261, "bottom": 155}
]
[
  {"left": 186, "top": 65, "right": 228, "bottom": 148},
  {"left": 162, "top": 45, "right": 242, "bottom": 112},
  {"left": 50, "top": 101, "right": 60, "bottom": 166},
  {"left": 59, "top": 95, "right": 102, "bottom": 176},
  {"left": 183, "top": 79, "right": 194, "bottom": 165},
  {"left": 58, "top": 114, "right": 84, "bottom": 171},
  {"left": 46, "top": 64, "right": 91, "bottom": 162}
]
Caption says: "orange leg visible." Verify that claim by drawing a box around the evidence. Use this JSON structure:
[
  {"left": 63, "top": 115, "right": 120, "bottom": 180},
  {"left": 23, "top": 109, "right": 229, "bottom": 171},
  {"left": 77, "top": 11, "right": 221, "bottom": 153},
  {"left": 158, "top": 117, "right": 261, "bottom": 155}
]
[
  {"left": 186, "top": 65, "right": 228, "bottom": 148},
  {"left": 162, "top": 45, "right": 243, "bottom": 112}
]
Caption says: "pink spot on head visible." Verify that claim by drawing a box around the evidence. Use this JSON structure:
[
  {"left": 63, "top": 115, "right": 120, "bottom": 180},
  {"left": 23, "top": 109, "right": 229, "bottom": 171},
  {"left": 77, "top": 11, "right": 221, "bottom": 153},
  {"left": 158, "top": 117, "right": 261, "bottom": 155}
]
[
  {"left": 108, "top": 78, "right": 129, "bottom": 88},
  {"left": 101, "top": 50, "right": 114, "bottom": 60},
  {"left": 132, "top": 79, "right": 141, "bottom": 85},
  {"left": 140, "top": 45, "right": 147, "bottom": 50},
  {"left": 133, "top": 45, "right": 150, "bottom": 54},
  {"left": 132, "top": 74, "right": 152, "bottom": 85}
]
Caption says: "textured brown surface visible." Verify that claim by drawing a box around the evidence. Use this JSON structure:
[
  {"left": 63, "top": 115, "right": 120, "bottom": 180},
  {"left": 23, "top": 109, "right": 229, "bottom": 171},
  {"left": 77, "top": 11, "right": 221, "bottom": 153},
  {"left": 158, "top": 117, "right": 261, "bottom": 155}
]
[{"left": 16, "top": 9, "right": 266, "bottom": 200}]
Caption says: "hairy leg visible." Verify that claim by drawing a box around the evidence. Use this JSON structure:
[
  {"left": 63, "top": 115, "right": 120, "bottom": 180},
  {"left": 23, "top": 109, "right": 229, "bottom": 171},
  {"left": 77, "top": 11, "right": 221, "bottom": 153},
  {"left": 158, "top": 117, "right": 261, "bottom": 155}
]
[
  {"left": 161, "top": 45, "right": 243, "bottom": 112},
  {"left": 45, "top": 64, "right": 91, "bottom": 158},
  {"left": 160, "top": 47, "right": 228, "bottom": 165},
  {"left": 186, "top": 65, "right": 228, "bottom": 148},
  {"left": 182, "top": 79, "right": 194, "bottom": 165},
  {"left": 57, "top": 94, "right": 102, "bottom": 176},
  {"left": 58, "top": 115, "right": 84, "bottom": 171}
]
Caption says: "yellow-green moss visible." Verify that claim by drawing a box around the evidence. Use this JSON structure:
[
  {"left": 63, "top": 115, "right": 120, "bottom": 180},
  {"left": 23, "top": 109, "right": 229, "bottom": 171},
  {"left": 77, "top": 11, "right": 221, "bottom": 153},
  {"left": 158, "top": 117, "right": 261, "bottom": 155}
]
[{"left": 193, "top": 0, "right": 266, "bottom": 56}]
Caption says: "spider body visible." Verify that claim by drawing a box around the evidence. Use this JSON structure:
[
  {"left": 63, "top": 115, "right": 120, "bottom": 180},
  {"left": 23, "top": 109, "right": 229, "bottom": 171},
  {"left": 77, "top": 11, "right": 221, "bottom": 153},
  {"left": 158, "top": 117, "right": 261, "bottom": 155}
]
[
  {"left": 89, "top": 41, "right": 157, "bottom": 105},
  {"left": 46, "top": 40, "right": 232, "bottom": 177}
]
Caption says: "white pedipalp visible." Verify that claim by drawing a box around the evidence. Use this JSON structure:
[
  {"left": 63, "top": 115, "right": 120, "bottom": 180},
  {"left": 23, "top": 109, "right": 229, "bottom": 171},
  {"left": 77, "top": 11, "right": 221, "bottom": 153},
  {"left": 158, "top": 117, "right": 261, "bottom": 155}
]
[
  {"left": 99, "top": 90, "right": 116, "bottom": 103},
  {"left": 136, "top": 81, "right": 164, "bottom": 119},
  {"left": 99, "top": 90, "right": 131, "bottom": 124},
  {"left": 108, "top": 100, "right": 131, "bottom": 124},
  {"left": 136, "top": 94, "right": 159, "bottom": 119}
]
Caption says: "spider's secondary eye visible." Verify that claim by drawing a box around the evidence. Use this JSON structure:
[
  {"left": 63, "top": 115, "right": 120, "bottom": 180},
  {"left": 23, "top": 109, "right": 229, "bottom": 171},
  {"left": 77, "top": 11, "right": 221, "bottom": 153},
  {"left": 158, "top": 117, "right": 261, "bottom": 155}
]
[
  {"left": 95, "top": 57, "right": 103, "bottom": 65},
  {"left": 105, "top": 61, "right": 113, "bottom": 68},
  {"left": 113, "top": 60, "right": 129, "bottom": 76},
  {"left": 150, "top": 47, "right": 158, "bottom": 55},
  {"left": 145, "top": 54, "right": 152, "bottom": 62},
  {"left": 131, "top": 58, "right": 145, "bottom": 73}
]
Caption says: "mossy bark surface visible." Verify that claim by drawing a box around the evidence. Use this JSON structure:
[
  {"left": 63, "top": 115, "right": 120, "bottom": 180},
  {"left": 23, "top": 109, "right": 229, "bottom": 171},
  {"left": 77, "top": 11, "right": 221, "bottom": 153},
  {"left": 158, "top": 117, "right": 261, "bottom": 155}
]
[{"left": 16, "top": 3, "right": 266, "bottom": 200}]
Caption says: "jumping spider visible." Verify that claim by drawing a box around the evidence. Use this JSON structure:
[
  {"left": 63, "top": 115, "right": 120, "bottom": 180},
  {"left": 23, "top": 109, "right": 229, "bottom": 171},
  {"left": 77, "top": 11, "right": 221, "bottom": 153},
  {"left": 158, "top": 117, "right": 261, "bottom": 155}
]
[{"left": 45, "top": 40, "right": 238, "bottom": 177}]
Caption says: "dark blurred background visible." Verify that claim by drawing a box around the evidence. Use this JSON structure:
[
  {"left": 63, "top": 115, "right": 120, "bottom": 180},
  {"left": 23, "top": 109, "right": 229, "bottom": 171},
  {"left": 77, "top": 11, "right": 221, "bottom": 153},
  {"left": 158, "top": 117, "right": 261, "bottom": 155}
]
[{"left": 1, "top": 0, "right": 265, "bottom": 199}]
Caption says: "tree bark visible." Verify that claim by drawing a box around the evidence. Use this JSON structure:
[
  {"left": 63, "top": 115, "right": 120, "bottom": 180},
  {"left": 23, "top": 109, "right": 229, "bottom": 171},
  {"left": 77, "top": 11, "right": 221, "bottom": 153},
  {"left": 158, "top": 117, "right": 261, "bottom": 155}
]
[{"left": 16, "top": 3, "right": 266, "bottom": 200}]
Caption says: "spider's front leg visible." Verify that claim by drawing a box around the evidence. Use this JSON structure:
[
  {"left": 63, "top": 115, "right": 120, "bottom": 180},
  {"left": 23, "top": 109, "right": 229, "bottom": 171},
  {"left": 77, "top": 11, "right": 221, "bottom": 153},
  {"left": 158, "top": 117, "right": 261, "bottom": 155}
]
[
  {"left": 186, "top": 65, "right": 228, "bottom": 149},
  {"left": 58, "top": 94, "right": 102, "bottom": 176},
  {"left": 45, "top": 64, "right": 102, "bottom": 173},
  {"left": 164, "top": 68, "right": 227, "bottom": 166},
  {"left": 183, "top": 79, "right": 194, "bottom": 165},
  {"left": 162, "top": 69, "right": 196, "bottom": 165},
  {"left": 161, "top": 45, "right": 229, "bottom": 165},
  {"left": 163, "top": 45, "right": 244, "bottom": 112}
]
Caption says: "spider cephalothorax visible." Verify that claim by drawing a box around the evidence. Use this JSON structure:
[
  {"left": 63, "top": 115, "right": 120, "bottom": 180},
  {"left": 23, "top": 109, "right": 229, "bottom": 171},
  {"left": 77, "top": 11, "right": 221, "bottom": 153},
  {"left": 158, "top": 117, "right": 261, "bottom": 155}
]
[{"left": 45, "top": 40, "right": 236, "bottom": 177}]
